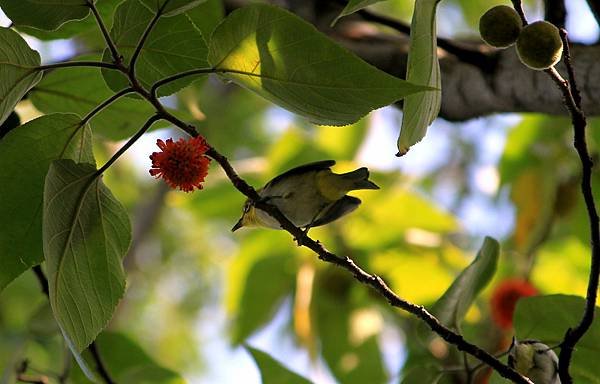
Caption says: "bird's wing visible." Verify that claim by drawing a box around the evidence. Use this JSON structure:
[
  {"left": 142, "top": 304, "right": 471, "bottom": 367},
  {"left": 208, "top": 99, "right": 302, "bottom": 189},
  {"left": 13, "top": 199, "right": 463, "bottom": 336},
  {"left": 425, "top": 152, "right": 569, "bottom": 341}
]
[
  {"left": 264, "top": 160, "right": 336, "bottom": 189},
  {"left": 312, "top": 195, "right": 361, "bottom": 227}
]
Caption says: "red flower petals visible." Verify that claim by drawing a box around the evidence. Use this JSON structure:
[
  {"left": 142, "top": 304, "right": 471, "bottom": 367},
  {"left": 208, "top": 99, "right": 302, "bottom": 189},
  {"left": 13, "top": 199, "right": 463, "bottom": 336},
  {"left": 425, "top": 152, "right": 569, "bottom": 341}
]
[
  {"left": 149, "top": 136, "right": 210, "bottom": 192},
  {"left": 490, "top": 278, "right": 538, "bottom": 330}
]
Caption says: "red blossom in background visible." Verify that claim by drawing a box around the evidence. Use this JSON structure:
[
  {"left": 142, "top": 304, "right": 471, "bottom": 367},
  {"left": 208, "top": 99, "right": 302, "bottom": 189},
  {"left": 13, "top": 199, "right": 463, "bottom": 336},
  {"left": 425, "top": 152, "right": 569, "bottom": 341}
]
[
  {"left": 490, "top": 278, "right": 538, "bottom": 330},
  {"left": 149, "top": 136, "right": 211, "bottom": 192}
]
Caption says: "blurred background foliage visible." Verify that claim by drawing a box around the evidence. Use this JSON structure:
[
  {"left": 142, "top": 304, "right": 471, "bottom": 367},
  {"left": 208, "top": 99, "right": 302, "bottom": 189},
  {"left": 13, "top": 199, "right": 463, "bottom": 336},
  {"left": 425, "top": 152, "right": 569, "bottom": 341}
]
[{"left": 1, "top": 0, "right": 600, "bottom": 383}]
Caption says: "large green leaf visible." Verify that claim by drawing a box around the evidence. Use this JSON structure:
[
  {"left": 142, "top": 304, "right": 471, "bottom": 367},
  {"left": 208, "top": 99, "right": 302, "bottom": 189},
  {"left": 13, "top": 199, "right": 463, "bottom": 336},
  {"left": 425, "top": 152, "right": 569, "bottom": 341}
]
[
  {"left": 332, "top": 0, "right": 387, "bottom": 25},
  {"left": 140, "top": 0, "right": 206, "bottom": 17},
  {"left": 0, "top": 0, "right": 90, "bottom": 31},
  {"left": 43, "top": 160, "right": 131, "bottom": 352},
  {"left": 30, "top": 56, "right": 164, "bottom": 140},
  {"left": 16, "top": 0, "right": 122, "bottom": 41},
  {"left": 208, "top": 4, "right": 430, "bottom": 126},
  {"left": 0, "top": 28, "right": 42, "bottom": 126},
  {"left": 246, "top": 346, "right": 312, "bottom": 384},
  {"left": 431, "top": 237, "right": 499, "bottom": 329},
  {"left": 102, "top": 0, "right": 209, "bottom": 97},
  {"left": 0, "top": 114, "right": 93, "bottom": 291},
  {"left": 514, "top": 295, "right": 600, "bottom": 383},
  {"left": 398, "top": 0, "right": 442, "bottom": 156},
  {"left": 185, "top": 0, "right": 224, "bottom": 39}
]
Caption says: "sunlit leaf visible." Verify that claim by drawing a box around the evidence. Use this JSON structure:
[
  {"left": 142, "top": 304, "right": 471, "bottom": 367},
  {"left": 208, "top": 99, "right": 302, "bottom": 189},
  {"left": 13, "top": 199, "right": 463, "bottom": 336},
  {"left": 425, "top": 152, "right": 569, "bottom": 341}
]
[
  {"left": 102, "top": 0, "right": 209, "bottom": 97},
  {"left": 398, "top": 0, "right": 442, "bottom": 156},
  {"left": 140, "top": 0, "right": 206, "bottom": 17},
  {"left": 431, "top": 237, "right": 499, "bottom": 329},
  {"left": 0, "top": 0, "right": 89, "bottom": 31},
  {"left": 208, "top": 4, "right": 430, "bottom": 126},
  {"left": 0, "top": 114, "right": 93, "bottom": 291},
  {"left": 514, "top": 295, "right": 600, "bottom": 382},
  {"left": 43, "top": 160, "right": 131, "bottom": 352},
  {"left": 246, "top": 346, "right": 312, "bottom": 384},
  {"left": 0, "top": 28, "right": 42, "bottom": 126}
]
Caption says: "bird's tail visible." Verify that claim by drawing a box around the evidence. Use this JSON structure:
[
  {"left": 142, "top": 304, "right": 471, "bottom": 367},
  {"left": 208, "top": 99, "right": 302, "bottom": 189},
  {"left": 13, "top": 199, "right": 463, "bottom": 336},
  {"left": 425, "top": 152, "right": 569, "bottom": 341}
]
[{"left": 339, "top": 167, "right": 380, "bottom": 190}]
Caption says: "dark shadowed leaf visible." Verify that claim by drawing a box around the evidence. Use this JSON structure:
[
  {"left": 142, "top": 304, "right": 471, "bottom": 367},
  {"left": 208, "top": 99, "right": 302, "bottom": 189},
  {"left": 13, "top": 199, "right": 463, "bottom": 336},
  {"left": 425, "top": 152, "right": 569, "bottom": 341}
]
[
  {"left": 0, "top": 114, "right": 93, "bottom": 291},
  {"left": 102, "top": 0, "right": 209, "bottom": 97},
  {"left": 16, "top": 0, "right": 121, "bottom": 40},
  {"left": 514, "top": 295, "right": 600, "bottom": 382},
  {"left": 208, "top": 4, "right": 430, "bottom": 126},
  {"left": 43, "top": 160, "right": 131, "bottom": 352},
  {"left": 398, "top": 0, "right": 442, "bottom": 155},
  {"left": 30, "top": 56, "right": 167, "bottom": 140},
  {"left": 0, "top": 28, "right": 42, "bottom": 126},
  {"left": 140, "top": 0, "right": 206, "bottom": 16},
  {"left": 0, "top": 0, "right": 90, "bottom": 30},
  {"left": 0, "top": 110, "right": 20, "bottom": 139},
  {"left": 246, "top": 346, "right": 312, "bottom": 384},
  {"left": 431, "top": 237, "right": 499, "bottom": 329}
]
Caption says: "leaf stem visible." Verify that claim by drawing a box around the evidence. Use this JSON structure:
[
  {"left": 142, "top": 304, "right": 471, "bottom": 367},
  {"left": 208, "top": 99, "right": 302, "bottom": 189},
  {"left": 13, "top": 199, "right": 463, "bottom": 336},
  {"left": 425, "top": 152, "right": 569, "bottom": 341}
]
[
  {"left": 31, "top": 266, "right": 115, "bottom": 384},
  {"left": 81, "top": 87, "right": 135, "bottom": 125},
  {"left": 150, "top": 68, "right": 216, "bottom": 98},
  {"left": 95, "top": 114, "right": 161, "bottom": 177},
  {"left": 37, "top": 61, "right": 119, "bottom": 71},
  {"left": 86, "top": 0, "right": 122, "bottom": 65},
  {"left": 129, "top": 3, "right": 167, "bottom": 80}
]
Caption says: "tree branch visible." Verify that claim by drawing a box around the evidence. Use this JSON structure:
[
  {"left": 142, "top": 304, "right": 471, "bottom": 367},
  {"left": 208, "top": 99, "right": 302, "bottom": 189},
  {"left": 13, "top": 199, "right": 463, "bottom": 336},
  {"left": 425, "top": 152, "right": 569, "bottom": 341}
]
[
  {"left": 150, "top": 68, "right": 215, "bottom": 99},
  {"left": 31, "top": 266, "right": 116, "bottom": 384},
  {"left": 36, "top": 61, "right": 119, "bottom": 71},
  {"left": 129, "top": 3, "right": 167, "bottom": 80},
  {"left": 585, "top": 0, "right": 600, "bottom": 30},
  {"left": 86, "top": 0, "right": 122, "bottom": 65},
  {"left": 81, "top": 87, "right": 135, "bottom": 125}
]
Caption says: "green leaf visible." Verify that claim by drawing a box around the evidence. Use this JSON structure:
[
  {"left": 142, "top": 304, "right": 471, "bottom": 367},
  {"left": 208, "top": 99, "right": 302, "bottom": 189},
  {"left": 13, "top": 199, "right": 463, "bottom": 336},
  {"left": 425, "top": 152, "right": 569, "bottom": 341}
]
[
  {"left": 0, "top": 114, "right": 93, "bottom": 291},
  {"left": 332, "top": 0, "right": 387, "bottom": 26},
  {"left": 0, "top": 0, "right": 90, "bottom": 30},
  {"left": 43, "top": 160, "right": 131, "bottom": 352},
  {"left": 140, "top": 0, "right": 206, "bottom": 17},
  {"left": 185, "top": 0, "right": 224, "bottom": 39},
  {"left": 30, "top": 56, "right": 165, "bottom": 140},
  {"left": 246, "top": 346, "right": 312, "bottom": 384},
  {"left": 431, "top": 237, "right": 499, "bottom": 329},
  {"left": 102, "top": 0, "right": 209, "bottom": 97},
  {"left": 0, "top": 27, "right": 42, "bottom": 126},
  {"left": 514, "top": 295, "right": 600, "bottom": 383},
  {"left": 208, "top": 4, "right": 430, "bottom": 126},
  {"left": 397, "top": 0, "right": 442, "bottom": 156},
  {"left": 233, "top": 255, "right": 293, "bottom": 343},
  {"left": 16, "top": 0, "right": 121, "bottom": 41}
]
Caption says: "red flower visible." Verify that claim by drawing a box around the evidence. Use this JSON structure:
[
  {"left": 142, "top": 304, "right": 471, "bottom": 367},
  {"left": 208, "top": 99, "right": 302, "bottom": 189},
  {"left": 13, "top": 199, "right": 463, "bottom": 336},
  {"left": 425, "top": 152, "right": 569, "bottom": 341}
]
[
  {"left": 490, "top": 278, "right": 538, "bottom": 330},
  {"left": 149, "top": 136, "right": 210, "bottom": 192}
]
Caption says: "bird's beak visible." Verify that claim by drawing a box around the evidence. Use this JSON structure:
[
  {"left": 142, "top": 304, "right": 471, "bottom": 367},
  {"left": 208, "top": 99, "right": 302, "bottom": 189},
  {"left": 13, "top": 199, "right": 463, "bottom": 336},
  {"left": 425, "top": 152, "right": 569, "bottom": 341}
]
[{"left": 231, "top": 217, "right": 244, "bottom": 232}]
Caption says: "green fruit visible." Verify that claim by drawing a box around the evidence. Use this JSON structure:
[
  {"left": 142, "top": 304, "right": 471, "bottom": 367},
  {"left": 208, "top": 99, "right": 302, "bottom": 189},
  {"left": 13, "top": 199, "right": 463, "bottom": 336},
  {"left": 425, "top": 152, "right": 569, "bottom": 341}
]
[
  {"left": 517, "top": 21, "right": 563, "bottom": 70},
  {"left": 479, "top": 5, "right": 522, "bottom": 48}
]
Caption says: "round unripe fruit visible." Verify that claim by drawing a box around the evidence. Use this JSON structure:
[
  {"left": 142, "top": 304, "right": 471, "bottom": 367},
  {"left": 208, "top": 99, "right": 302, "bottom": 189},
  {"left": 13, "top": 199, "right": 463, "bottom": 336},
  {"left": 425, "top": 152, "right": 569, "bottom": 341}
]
[
  {"left": 479, "top": 5, "right": 522, "bottom": 48},
  {"left": 516, "top": 21, "right": 563, "bottom": 70}
]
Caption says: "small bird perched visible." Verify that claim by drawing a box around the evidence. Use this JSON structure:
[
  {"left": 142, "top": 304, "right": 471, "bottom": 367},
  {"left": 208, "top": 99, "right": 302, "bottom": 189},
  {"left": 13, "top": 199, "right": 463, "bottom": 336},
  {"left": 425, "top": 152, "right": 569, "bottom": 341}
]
[
  {"left": 508, "top": 338, "right": 561, "bottom": 384},
  {"left": 231, "top": 160, "right": 379, "bottom": 232}
]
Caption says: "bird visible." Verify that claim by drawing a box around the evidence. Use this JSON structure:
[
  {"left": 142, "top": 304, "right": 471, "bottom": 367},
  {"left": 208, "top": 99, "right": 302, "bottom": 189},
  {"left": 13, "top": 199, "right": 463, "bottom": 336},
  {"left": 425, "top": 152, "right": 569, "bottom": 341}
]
[
  {"left": 231, "top": 160, "right": 379, "bottom": 232},
  {"left": 508, "top": 338, "right": 561, "bottom": 384}
]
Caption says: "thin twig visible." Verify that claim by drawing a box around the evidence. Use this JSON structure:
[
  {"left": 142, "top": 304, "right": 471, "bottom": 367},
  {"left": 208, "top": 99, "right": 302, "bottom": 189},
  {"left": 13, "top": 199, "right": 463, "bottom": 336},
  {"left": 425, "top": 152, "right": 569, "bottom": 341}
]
[
  {"left": 95, "top": 114, "right": 161, "bottom": 177},
  {"left": 150, "top": 68, "right": 216, "bottom": 98},
  {"left": 510, "top": 0, "right": 529, "bottom": 26},
  {"left": 585, "top": 0, "right": 600, "bottom": 31},
  {"left": 129, "top": 3, "right": 167, "bottom": 79},
  {"left": 86, "top": 0, "right": 122, "bottom": 65},
  {"left": 510, "top": 1, "right": 599, "bottom": 381},
  {"left": 549, "top": 32, "right": 599, "bottom": 384},
  {"left": 88, "top": 343, "right": 115, "bottom": 384},
  {"left": 31, "top": 267, "right": 117, "bottom": 384},
  {"left": 37, "top": 61, "right": 119, "bottom": 71},
  {"left": 81, "top": 87, "right": 135, "bottom": 125},
  {"left": 16, "top": 374, "right": 49, "bottom": 384}
]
